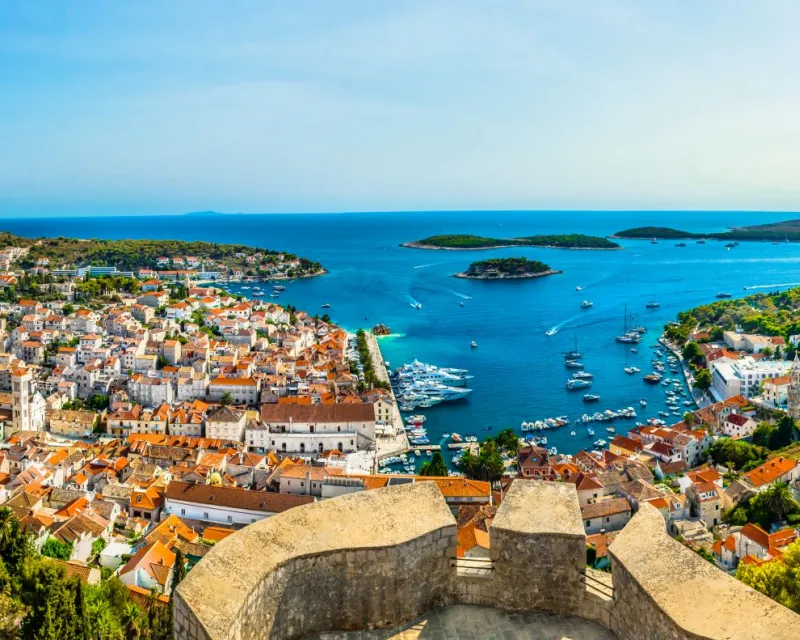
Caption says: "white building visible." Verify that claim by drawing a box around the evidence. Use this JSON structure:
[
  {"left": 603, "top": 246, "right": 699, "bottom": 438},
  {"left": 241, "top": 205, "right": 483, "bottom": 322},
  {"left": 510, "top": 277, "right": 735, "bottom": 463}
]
[
  {"left": 205, "top": 406, "right": 246, "bottom": 442},
  {"left": 256, "top": 403, "right": 376, "bottom": 455},
  {"left": 164, "top": 480, "right": 313, "bottom": 525},
  {"left": 207, "top": 376, "right": 259, "bottom": 406},
  {"left": 711, "top": 356, "right": 791, "bottom": 400}
]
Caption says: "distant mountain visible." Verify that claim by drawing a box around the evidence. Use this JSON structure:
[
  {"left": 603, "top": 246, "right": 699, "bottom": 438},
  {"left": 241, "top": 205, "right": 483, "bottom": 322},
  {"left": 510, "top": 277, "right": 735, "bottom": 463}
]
[
  {"left": 614, "top": 219, "right": 800, "bottom": 242},
  {"left": 183, "top": 210, "right": 227, "bottom": 217}
]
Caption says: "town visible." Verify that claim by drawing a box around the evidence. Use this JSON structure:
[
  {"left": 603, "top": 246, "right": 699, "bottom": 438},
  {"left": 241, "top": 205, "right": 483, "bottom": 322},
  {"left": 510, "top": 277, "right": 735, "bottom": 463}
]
[{"left": 0, "top": 236, "right": 798, "bottom": 636}]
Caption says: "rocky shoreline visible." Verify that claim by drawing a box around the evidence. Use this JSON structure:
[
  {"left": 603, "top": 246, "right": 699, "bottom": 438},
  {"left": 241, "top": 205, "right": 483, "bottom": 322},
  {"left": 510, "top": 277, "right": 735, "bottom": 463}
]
[{"left": 453, "top": 269, "right": 563, "bottom": 280}]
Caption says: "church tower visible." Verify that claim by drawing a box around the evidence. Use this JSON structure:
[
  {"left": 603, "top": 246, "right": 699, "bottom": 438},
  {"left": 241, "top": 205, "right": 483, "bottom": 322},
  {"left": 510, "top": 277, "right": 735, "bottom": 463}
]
[
  {"left": 788, "top": 353, "right": 800, "bottom": 419},
  {"left": 10, "top": 368, "right": 32, "bottom": 436}
]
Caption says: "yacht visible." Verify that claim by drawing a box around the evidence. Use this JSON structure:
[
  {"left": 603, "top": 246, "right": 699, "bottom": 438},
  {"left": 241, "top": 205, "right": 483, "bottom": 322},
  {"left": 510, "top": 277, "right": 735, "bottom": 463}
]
[
  {"left": 321, "top": 303, "right": 331, "bottom": 308},
  {"left": 565, "top": 360, "right": 584, "bottom": 369},
  {"left": 583, "top": 393, "right": 601, "bottom": 402},
  {"left": 646, "top": 301, "right": 661, "bottom": 309},
  {"left": 460, "top": 302, "right": 465, "bottom": 307},
  {"left": 273, "top": 285, "right": 286, "bottom": 292},
  {"left": 715, "top": 292, "right": 732, "bottom": 299},
  {"left": 640, "top": 400, "right": 647, "bottom": 407},
  {"left": 470, "top": 341, "right": 478, "bottom": 348},
  {"left": 566, "top": 379, "right": 592, "bottom": 390},
  {"left": 587, "top": 427, "right": 595, "bottom": 436},
  {"left": 580, "top": 300, "right": 593, "bottom": 309},
  {"left": 572, "top": 371, "right": 593, "bottom": 379},
  {"left": 643, "top": 373, "right": 662, "bottom": 384},
  {"left": 575, "top": 285, "right": 584, "bottom": 291},
  {"left": 563, "top": 336, "right": 582, "bottom": 360}
]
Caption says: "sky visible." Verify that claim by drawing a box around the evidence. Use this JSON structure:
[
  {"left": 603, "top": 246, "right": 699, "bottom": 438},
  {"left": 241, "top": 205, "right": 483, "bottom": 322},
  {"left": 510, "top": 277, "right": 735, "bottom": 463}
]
[{"left": 2, "top": 1, "right": 800, "bottom": 217}]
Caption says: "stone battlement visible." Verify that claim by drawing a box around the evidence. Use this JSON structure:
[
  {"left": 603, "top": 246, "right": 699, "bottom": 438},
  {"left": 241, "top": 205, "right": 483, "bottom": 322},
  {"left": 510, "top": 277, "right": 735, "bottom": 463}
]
[{"left": 174, "top": 481, "right": 800, "bottom": 640}]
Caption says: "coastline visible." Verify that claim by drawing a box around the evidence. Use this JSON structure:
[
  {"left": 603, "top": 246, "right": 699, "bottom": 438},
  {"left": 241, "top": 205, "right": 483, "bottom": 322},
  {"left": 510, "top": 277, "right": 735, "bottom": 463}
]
[
  {"left": 401, "top": 241, "right": 622, "bottom": 251},
  {"left": 453, "top": 269, "right": 563, "bottom": 280}
]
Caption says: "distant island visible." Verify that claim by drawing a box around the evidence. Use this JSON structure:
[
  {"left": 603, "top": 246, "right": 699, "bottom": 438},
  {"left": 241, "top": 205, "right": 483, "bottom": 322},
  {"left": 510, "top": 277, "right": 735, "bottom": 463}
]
[
  {"left": 454, "top": 257, "right": 561, "bottom": 280},
  {"left": 402, "top": 234, "right": 621, "bottom": 250},
  {"left": 614, "top": 219, "right": 800, "bottom": 242},
  {"left": 0, "top": 231, "right": 325, "bottom": 279}
]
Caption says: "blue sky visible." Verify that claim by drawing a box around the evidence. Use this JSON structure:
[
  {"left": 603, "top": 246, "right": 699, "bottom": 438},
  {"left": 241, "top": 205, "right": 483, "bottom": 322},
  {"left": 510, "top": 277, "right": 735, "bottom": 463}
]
[{"left": 1, "top": 1, "right": 800, "bottom": 216}]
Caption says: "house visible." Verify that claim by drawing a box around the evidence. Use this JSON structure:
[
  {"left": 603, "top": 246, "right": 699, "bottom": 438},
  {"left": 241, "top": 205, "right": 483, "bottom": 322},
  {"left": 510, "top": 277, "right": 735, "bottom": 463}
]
[
  {"left": 164, "top": 480, "right": 314, "bottom": 525},
  {"left": 205, "top": 406, "right": 246, "bottom": 442},
  {"left": 721, "top": 413, "right": 758, "bottom": 439},
  {"left": 713, "top": 523, "right": 799, "bottom": 570},
  {"left": 580, "top": 497, "right": 632, "bottom": 534},
  {"left": 762, "top": 375, "right": 791, "bottom": 408},
  {"left": 48, "top": 409, "right": 97, "bottom": 438},
  {"left": 118, "top": 540, "right": 175, "bottom": 595},
  {"left": 685, "top": 481, "right": 723, "bottom": 528},
  {"left": 740, "top": 457, "right": 800, "bottom": 492},
  {"left": 208, "top": 376, "right": 260, "bottom": 406},
  {"left": 129, "top": 486, "right": 164, "bottom": 522},
  {"left": 517, "top": 446, "right": 557, "bottom": 480}
]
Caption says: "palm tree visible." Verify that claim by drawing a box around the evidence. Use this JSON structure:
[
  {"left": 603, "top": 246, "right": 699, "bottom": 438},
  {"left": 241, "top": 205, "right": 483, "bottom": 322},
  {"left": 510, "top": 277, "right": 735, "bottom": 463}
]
[
  {"left": 761, "top": 482, "right": 800, "bottom": 522},
  {"left": 220, "top": 392, "right": 234, "bottom": 407}
]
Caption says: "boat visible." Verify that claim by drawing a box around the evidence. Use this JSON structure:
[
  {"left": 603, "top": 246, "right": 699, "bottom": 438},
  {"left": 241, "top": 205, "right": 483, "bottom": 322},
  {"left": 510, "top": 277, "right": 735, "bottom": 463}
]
[
  {"left": 572, "top": 371, "right": 593, "bottom": 379},
  {"left": 650, "top": 238, "right": 658, "bottom": 244},
  {"left": 460, "top": 302, "right": 465, "bottom": 307},
  {"left": 631, "top": 347, "right": 638, "bottom": 353},
  {"left": 583, "top": 393, "right": 601, "bottom": 402},
  {"left": 594, "top": 439, "right": 607, "bottom": 447},
  {"left": 580, "top": 300, "right": 593, "bottom": 309},
  {"left": 576, "top": 285, "right": 584, "bottom": 291},
  {"left": 321, "top": 303, "right": 331, "bottom": 308},
  {"left": 675, "top": 243, "right": 686, "bottom": 247},
  {"left": 587, "top": 427, "right": 595, "bottom": 436},
  {"left": 409, "top": 302, "right": 423, "bottom": 309},
  {"left": 565, "top": 360, "right": 584, "bottom": 369},
  {"left": 616, "top": 305, "right": 642, "bottom": 343},
  {"left": 646, "top": 301, "right": 660, "bottom": 309},
  {"left": 715, "top": 292, "right": 732, "bottom": 299},
  {"left": 545, "top": 328, "right": 558, "bottom": 336},
  {"left": 570, "top": 431, "right": 576, "bottom": 436},
  {"left": 607, "top": 427, "right": 616, "bottom": 433},
  {"left": 548, "top": 447, "right": 558, "bottom": 456},
  {"left": 451, "top": 433, "right": 463, "bottom": 443},
  {"left": 563, "top": 337, "right": 582, "bottom": 360},
  {"left": 406, "top": 415, "right": 426, "bottom": 424},
  {"left": 470, "top": 341, "right": 478, "bottom": 348},
  {"left": 640, "top": 400, "right": 647, "bottom": 407},
  {"left": 725, "top": 242, "right": 736, "bottom": 248},
  {"left": 643, "top": 373, "right": 662, "bottom": 384},
  {"left": 273, "top": 285, "right": 286, "bottom": 292},
  {"left": 566, "top": 379, "right": 592, "bottom": 390},
  {"left": 270, "top": 292, "right": 280, "bottom": 298}
]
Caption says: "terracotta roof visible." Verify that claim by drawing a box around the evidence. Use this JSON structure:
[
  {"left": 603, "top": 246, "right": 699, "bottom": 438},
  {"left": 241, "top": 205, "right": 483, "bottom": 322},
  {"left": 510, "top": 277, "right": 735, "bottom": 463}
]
[
  {"left": 201, "top": 526, "right": 235, "bottom": 542},
  {"left": 580, "top": 498, "right": 631, "bottom": 520},
  {"left": 260, "top": 403, "right": 374, "bottom": 422},
  {"left": 165, "top": 480, "right": 313, "bottom": 513},
  {"left": 742, "top": 457, "right": 798, "bottom": 489}
]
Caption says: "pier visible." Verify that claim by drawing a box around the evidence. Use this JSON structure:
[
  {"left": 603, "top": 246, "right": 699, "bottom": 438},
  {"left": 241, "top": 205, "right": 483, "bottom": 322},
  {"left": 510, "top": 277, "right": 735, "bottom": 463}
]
[{"left": 365, "top": 331, "right": 410, "bottom": 464}]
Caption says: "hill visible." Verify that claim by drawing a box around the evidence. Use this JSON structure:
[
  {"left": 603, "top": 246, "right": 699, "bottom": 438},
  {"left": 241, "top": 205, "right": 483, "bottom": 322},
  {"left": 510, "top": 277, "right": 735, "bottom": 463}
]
[
  {"left": 615, "top": 219, "right": 800, "bottom": 242},
  {"left": 454, "top": 257, "right": 561, "bottom": 280}
]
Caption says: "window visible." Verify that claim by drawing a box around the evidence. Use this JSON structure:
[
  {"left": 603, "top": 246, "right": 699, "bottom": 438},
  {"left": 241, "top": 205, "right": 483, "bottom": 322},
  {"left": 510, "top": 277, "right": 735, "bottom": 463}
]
[
  {"left": 606, "top": 517, "right": 610, "bottom": 522},
  {"left": 181, "top": 508, "right": 185, "bottom": 516},
  {"left": 203, "top": 512, "right": 209, "bottom": 519},
  {"left": 227, "top": 515, "right": 233, "bottom": 523},
  {"left": 585, "top": 520, "right": 590, "bottom": 527}
]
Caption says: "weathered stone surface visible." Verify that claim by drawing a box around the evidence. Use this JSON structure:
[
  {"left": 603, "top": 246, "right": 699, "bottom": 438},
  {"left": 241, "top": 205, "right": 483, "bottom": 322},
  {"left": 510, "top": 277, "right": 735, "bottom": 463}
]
[{"left": 609, "top": 504, "right": 800, "bottom": 640}]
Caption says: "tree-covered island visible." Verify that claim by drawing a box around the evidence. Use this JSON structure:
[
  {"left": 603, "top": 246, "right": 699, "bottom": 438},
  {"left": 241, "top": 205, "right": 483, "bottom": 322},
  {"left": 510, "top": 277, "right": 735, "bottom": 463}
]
[
  {"left": 614, "top": 219, "right": 800, "bottom": 242},
  {"left": 454, "top": 257, "right": 561, "bottom": 280},
  {"left": 402, "top": 234, "right": 621, "bottom": 250}
]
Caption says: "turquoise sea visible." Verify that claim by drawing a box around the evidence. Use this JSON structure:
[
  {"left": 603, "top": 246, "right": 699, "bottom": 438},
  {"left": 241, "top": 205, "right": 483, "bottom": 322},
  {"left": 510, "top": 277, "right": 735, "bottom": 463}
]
[{"left": 4, "top": 211, "right": 799, "bottom": 464}]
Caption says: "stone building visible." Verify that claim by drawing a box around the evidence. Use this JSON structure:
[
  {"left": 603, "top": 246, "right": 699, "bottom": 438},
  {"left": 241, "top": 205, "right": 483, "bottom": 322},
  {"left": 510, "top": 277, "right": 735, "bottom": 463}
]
[{"left": 789, "top": 353, "right": 800, "bottom": 419}]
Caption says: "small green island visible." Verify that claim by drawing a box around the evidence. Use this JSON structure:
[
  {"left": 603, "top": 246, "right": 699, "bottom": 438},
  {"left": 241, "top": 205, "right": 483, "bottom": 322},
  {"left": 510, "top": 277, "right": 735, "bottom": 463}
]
[
  {"left": 454, "top": 257, "right": 561, "bottom": 280},
  {"left": 614, "top": 219, "right": 800, "bottom": 242},
  {"left": 402, "top": 234, "right": 621, "bottom": 250}
]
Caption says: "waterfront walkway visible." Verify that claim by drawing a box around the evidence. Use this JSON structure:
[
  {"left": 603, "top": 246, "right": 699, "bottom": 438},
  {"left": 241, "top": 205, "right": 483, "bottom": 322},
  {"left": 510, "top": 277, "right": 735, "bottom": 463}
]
[
  {"left": 312, "top": 605, "right": 616, "bottom": 640},
  {"left": 659, "top": 336, "right": 713, "bottom": 410},
  {"left": 364, "top": 332, "right": 409, "bottom": 463}
]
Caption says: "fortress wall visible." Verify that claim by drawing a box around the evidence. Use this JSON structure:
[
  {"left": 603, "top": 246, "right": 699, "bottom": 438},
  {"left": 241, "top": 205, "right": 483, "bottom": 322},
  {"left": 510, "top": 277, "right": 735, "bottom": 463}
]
[{"left": 608, "top": 504, "right": 800, "bottom": 640}]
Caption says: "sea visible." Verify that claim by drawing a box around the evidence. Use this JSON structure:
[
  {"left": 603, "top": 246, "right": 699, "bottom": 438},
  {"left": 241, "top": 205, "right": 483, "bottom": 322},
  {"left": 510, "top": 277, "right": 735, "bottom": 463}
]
[{"left": 3, "top": 211, "right": 798, "bottom": 467}]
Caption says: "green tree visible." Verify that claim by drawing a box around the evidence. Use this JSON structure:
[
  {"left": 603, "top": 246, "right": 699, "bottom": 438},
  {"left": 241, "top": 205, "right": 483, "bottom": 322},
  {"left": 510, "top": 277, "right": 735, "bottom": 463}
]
[
  {"left": 418, "top": 452, "right": 448, "bottom": 477},
  {"left": 20, "top": 564, "right": 86, "bottom": 640},
  {"left": 155, "top": 355, "right": 168, "bottom": 370},
  {"left": 458, "top": 441, "right": 505, "bottom": 483},
  {"left": 170, "top": 549, "right": 186, "bottom": 595},
  {"left": 40, "top": 539, "right": 72, "bottom": 561},
  {"left": 220, "top": 392, "right": 234, "bottom": 407},
  {"left": 737, "top": 538, "right": 800, "bottom": 612},
  {"left": 694, "top": 368, "right": 712, "bottom": 391},
  {"left": 487, "top": 428, "right": 520, "bottom": 455},
  {"left": 683, "top": 412, "right": 696, "bottom": 427},
  {"left": 682, "top": 342, "right": 704, "bottom": 365},
  {"left": 758, "top": 482, "right": 800, "bottom": 523}
]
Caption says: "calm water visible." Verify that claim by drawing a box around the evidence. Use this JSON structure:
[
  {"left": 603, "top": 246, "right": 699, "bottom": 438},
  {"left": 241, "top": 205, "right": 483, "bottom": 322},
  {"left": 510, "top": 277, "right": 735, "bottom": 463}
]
[{"left": 4, "top": 211, "right": 798, "bottom": 464}]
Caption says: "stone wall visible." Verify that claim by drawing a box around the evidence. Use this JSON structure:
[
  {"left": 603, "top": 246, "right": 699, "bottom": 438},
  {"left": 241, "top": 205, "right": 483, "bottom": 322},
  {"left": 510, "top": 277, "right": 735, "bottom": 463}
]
[
  {"left": 174, "top": 482, "right": 457, "bottom": 640},
  {"left": 176, "top": 481, "right": 800, "bottom": 640},
  {"left": 608, "top": 504, "right": 800, "bottom": 640},
  {"left": 452, "top": 481, "right": 589, "bottom": 616}
]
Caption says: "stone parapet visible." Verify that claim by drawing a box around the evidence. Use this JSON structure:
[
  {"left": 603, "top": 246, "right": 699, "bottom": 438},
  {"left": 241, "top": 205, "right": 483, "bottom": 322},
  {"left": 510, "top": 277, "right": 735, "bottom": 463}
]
[{"left": 608, "top": 503, "right": 800, "bottom": 640}]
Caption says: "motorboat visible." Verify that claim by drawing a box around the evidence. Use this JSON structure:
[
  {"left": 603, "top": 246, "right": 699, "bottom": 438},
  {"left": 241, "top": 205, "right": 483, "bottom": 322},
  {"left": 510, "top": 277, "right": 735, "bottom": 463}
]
[
  {"left": 572, "top": 371, "right": 593, "bottom": 379},
  {"left": 565, "top": 360, "right": 584, "bottom": 369},
  {"left": 583, "top": 393, "right": 601, "bottom": 402},
  {"left": 566, "top": 379, "right": 592, "bottom": 390},
  {"left": 470, "top": 341, "right": 478, "bottom": 348},
  {"left": 581, "top": 300, "right": 593, "bottom": 309}
]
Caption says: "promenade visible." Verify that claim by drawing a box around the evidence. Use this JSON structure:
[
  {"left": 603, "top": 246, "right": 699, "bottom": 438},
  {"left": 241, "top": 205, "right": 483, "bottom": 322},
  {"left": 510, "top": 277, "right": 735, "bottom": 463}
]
[{"left": 364, "top": 332, "right": 409, "bottom": 462}]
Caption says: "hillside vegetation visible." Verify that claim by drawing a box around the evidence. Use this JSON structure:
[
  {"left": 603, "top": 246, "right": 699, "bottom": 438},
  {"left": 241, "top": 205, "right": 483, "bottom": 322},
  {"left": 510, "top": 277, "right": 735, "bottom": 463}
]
[
  {"left": 616, "top": 219, "right": 800, "bottom": 242},
  {"left": 407, "top": 234, "right": 620, "bottom": 249}
]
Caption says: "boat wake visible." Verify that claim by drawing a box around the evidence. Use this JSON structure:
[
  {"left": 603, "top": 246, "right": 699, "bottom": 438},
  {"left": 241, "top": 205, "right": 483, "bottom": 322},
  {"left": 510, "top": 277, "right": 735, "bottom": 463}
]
[
  {"left": 444, "top": 288, "right": 472, "bottom": 300},
  {"left": 743, "top": 282, "right": 800, "bottom": 291},
  {"left": 407, "top": 294, "right": 423, "bottom": 309},
  {"left": 413, "top": 263, "right": 439, "bottom": 269},
  {"left": 545, "top": 314, "right": 582, "bottom": 336}
]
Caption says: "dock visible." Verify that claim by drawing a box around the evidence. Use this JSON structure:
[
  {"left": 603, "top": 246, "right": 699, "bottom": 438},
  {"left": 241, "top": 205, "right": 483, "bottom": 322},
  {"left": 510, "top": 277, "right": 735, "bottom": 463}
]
[{"left": 366, "top": 332, "right": 410, "bottom": 464}]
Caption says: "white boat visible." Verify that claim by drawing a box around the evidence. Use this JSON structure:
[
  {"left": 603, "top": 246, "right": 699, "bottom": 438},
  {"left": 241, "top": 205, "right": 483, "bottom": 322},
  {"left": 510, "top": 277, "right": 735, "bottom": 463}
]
[
  {"left": 576, "top": 286, "right": 584, "bottom": 291},
  {"left": 470, "top": 341, "right": 478, "bottom": 348},
  {"left": 570, "top": 430, "right": 576, "bottom": 436},
  {"left": 640, "top": 400, "right": 647, "bottom": 407},
  {"left": 581, "top": 300, "right": 593, "bottom": 309},
  {"left": 566, "top": 379, "right": 592, "bottom": 390},
  {"left": 406, "top": 415, "right": 426, "bottom": 424}
]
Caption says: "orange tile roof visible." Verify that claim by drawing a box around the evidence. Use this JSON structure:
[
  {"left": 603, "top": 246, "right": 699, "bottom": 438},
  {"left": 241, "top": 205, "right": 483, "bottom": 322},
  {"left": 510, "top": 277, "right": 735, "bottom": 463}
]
[{"left": 742, "top": 457, "right": 798, "bottom": 489}]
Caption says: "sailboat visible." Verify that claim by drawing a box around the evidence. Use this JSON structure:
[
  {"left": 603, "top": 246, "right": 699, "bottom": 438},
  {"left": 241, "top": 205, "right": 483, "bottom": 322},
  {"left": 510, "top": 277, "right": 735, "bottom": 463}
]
[
  {"left": 646, "top": 286, "right": 660, "bottom": 309},
  {"left": 563, "top": 336, "right": 582, "bottom": 360},
  {"left": 616, "top": 305, "right": 642, "bottom": 343}
]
